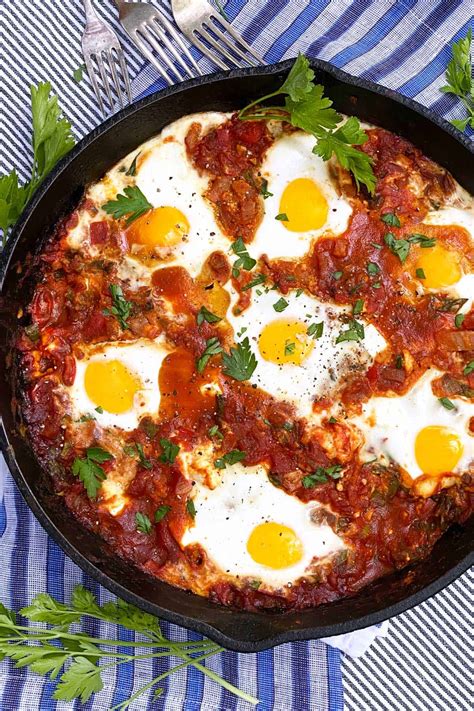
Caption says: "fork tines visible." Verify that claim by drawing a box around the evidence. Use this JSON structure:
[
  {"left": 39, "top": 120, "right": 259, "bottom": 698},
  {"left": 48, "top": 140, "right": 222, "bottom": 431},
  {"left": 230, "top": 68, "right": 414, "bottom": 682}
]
[
  {"left": 84, "top": 47, "right": 132, "bottom": 115},
  {"left": 192, "top": 13, "right": 264, "bottom": 70}
]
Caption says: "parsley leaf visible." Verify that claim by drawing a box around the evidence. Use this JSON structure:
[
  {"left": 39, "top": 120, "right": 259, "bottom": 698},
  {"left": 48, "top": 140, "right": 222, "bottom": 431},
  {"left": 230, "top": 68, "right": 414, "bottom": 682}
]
[
  {"left": 302, "top": 465, "right": 343, "bottom": 488},
  {"left": 273, "top": 297, "right": 289, "bottom": 312},
  {"left": 197, "top": 337, "right": 223, "bottom": 373},
  {"left": 455, "top": 313, "right": 465, "bottom": 328},
  {"left": 197, "top": 305, "right": 222, "bottom": 326},
  {"left": 158, "top": 438, "right": 179, "bottom": 464},
  {"left": 336, "top": 319, "right": 365, "bottom": 344},
  {"left": 384, "top": 232, "right": 410, "bottom": 263},
  {"left": 241, "top": 273, "right": 266, "bottom": 291},
  {"left": 125, "top": 442, "right": 152, "bottom": 469},
  {"left": 103, "top": 283, "right": 132, "bottom": 330},
  {"left": 239, "top": 54, "right": 375, "bottom": 193},
  {"left": 367, "top": 262, "right": 380, "bottom": 276},
  {"left": 125, "top": 153, "right": 141, "bottom": 177},
  {"left": 186, "top": 499, "right": 196, "bottom": 518},
  {"left": 463, "top": 360, "right": 474, "bottom": 376},
  {"left": 260, "top": 179, "right": 273, "bottom": 198},
  {"left": 231, "top": 237, "right": 256, "bottom": 276},
  {"left": 53, "top": 656, "right": 103, "bottom": 703},
  {"left": 155, "top": 505, "right": 171, "bottom": 523},
  {"left": 407, "top": 233, "right": 436, "bottom": 248},
  {"left": 440, "top": 29, "right": 474, "bottom": 132},
  {"left": 222, "top": 337, "right": 257, "bottom": 381},
  {"left": 72, "top": 447, "right": 113, "bottom": 498},
  {"left": 353, "top": 299, "right": 364, "bottom": 315},
  {"left": 284, "top": 341, "right": 295, "bottom": 355},
  {"left": 307, "top": 321, "right": 324, "bottom": 338},
  {"left": 416, "top": 267, "right": 426, "bottom": 279},
  {"left": 439, "top": 397, "right": 456, "bottom": 411},
  {"left": 332, "top": 270, "right": 343, "bottom": 280},
  {"left": 215, "top": 449, "right": 246, "bottom": 469},
  {"left": 135, "top": 512, "right": 152, "bottom": 534},
  {"left": 102, "top": 186, "right": 152, "bottom": 226},
  {"left": 208, "top": 424, "right": 224, "bottom": 440},
  {"left": 381, "top": 212, "right": 401, "bottom": 227},
  {"left": 72, "top": 64, "right": 86, "bottom": 83},
  {"left": 0, "top": 83, "right": 75, "bottom": 243},
  {"left": 275, "top": 212, "right": 288, "bottom": 221}
]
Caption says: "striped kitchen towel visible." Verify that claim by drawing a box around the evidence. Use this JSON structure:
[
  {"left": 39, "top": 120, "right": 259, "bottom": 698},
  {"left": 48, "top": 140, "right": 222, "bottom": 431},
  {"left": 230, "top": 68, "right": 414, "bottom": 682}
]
[{"left": 0, "top": 1, "right": 472, "bottom": 710}]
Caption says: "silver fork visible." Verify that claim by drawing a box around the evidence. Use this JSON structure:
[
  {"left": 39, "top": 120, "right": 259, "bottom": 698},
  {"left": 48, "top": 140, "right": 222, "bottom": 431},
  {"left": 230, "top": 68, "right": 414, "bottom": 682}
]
[
  {"left": 114, "top": 0, "right": 202, "bottom": 83},
  {"left": 81, "top": 0, "right": 132, "bottom": 114},
  {"left": 171, "top": 0, "right": 264, "bottom": 70}
]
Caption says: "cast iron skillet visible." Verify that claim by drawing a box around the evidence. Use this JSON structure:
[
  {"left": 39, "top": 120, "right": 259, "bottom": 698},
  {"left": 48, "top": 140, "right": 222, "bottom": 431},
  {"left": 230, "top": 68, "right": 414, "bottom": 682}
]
[{"left": 1, "top": 59, "right": 473, "bottom": 652}]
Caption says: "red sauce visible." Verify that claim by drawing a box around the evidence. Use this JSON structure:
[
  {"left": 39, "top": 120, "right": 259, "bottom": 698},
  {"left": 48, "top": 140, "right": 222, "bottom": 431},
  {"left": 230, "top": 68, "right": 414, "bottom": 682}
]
[{"left": 14, "top": 116, "right": 473, "bottom": 612}]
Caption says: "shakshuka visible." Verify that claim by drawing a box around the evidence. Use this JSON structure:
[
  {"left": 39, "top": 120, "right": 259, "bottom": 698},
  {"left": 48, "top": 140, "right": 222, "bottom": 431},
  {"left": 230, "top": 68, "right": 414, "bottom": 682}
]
[{"left": 13, "top": 111, "right": 473, "bottom": 611}]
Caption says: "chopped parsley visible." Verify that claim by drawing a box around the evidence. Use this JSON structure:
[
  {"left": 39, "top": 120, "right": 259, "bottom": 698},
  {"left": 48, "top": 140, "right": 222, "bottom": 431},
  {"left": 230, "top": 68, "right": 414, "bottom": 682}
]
[
  {"left": 231, "top": 237, "right": 256, "bottom": 277},
  {"left": 307, "top": 321, "right": 324, "bottom": 338},
  {"left": 154, "top": 505, "right": 171, "bottom": 523},
  {"left": 103, "top": 284, "right": 132, "bottom": 330},
  {"left": 284, "top": 341, "right": 295, "bottom": 355},
  {"left": 336, "top": 318, "right": 365, "bottom": 343},
  {"left": 214, "top": 449, "right": 246, "bottom": 469},
  {"left": 384, "top": 232, "right": 410, "bottom": 263},
  {"left": 416, "top": 267, "right": 426, "bottom": 279},
  {"left": 353, "top": 299, "right": 364, "bottom": 315},
  {"left": 366, "top": 261, "right": 380, "bottom": 276},
  {"left": 186, "top": 499, "right": 196, "bottom": 518},
  {"left": 381, "top": 212, "right": 401, "bottom": 227},
  {"left": 135, "top": 512, "right": 152, "bottom": 534},
  {"left": 208, "top": 424, "right": 224, "bottom": 440},
  {"left": 439, "top": 397, "right": 456, "bottom": 411},
  {"left": 102, "top": 185, "right": 152, "bottom": 226},
  {"left": 407, "top": 234, "right": 436, "bottom": 248},
  {"left": 302, "top": 465, "right": 343, "bottom": 488},
  {"left": 158, "top": 438, "right": 180, "bottom": 464},
  {"left": 260, "top": 179, "right": 273, "bottom": 198},
  {"left": 71, "top": 447, "right": 113, "bottom": 499},
  {"left": 332, "top": 270, "right": 343, "bottom": 280},
  {"left": 463, "top": 360, "right": 474, "bottom": 376},
  {"left": 436, "top": 296, "right": 468, "bottom": 313},
  {"left": 197, "top": 337, "right": 223, "bottom": 373},
  {"left": 125, "top": 152, "right": 140, "bottom": 177},
  {"left": 124, "top": 442, "right": 152, "bottom": 469},
  {"left": 273, "top": 297, "right": 289, "bottom": 312},
  {"left": 222, "top": 337, "right": 257, "bottom": 381},
  {"left": 72, "top": 64, "right": 86, "bottom": 83},
  {"left": 395, "top": 354, "right": 404, "bottom": 369},
  {"left": 197, "top": 305, "right": 221, "bottom": 326},
  {"left": 242, "top": 273, "right": 266, "bottom": 291},
  {"left": 275, "top": 213, "right": 288, "bottom": 221},
  {"left": 455, "top": 313, "right": 465, "bottom": 328}
]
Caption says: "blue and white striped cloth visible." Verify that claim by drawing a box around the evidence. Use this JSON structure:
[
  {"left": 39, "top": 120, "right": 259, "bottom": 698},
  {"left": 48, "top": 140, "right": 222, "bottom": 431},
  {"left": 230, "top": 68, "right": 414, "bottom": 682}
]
[{"left": 1, "top": 1, "right": 472, "bottom": 709}]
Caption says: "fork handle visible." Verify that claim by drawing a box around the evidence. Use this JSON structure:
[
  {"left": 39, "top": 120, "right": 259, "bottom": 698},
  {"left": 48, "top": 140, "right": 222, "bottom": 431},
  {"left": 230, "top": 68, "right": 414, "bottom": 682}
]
[{"left": 82, "top": 0, "right": 100, "bottom": 22}]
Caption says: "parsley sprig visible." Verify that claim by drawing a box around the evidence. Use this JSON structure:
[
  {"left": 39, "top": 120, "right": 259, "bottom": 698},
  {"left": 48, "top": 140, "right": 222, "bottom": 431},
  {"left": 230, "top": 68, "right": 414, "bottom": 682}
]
[
  {"left": 0, "top": 82, "right": 75, "bottom": 244},
  {"left": 71, "top": 447, "right": 113, "bottom": 499},
  {"left": 239, "top": 54, "right": 375, "bottom": 193},
  {"left": 103, "top": 284, "right": 133, "bottom": 330},
  {"left": 222, "top": 337, "right": 257, "bottom": 381},
  {"left": 440, "top": 29, "right": 474, "bottom": 132},
  {"left": 302, "top": 465, "right": 343, "bottom": 488},
  {"left": 231, "top": 237, "right": 257, "bottom": 277},
  {"left": 0, "top": 586, "right": 257, "bottom": 708},
  {"left": 102, "top": 185, "right": 152, "bottom": 226}
]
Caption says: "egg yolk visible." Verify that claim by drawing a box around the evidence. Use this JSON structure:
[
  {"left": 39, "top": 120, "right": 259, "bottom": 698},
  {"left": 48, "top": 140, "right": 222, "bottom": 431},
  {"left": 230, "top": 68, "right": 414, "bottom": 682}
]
[
  {"left": 247, "top": 522, "right": 303, "bottom": 569},
  {"left": 128, "top": 206, "right": 189, "bottom": 248},
  {"left": 415, "top": 242, "right": 461, "bottom": 289},
  {"left": 279, "top": 178, "right": 328, "bottom": 232},
  {"left": 258, "top": 319, "right": 314, "bottom": 366},
  {"left": 415, "top": 425, "right": 464, "bottom": 475},
  {"left": 84, "top": 359, "right": 141, "bottom": 414}
]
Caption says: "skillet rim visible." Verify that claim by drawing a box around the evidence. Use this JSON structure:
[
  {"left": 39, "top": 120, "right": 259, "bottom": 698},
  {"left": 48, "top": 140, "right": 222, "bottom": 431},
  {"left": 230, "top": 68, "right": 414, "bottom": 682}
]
[{"left": 1, "top": 57, "right": 473, "bottom": 652}]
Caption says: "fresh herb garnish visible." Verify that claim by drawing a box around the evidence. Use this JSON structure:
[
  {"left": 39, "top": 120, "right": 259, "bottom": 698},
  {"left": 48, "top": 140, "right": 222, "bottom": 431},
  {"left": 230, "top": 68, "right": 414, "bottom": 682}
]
[
  {"left": 435, "top": 296, "right": 468, "bottom": 313},
  {"left": 384, "top": 232, "right": 410, "bottom": 263},
  {"left": 273, "top": 297, "right": 289, "bottom": 312},
  {"left": 78, "top": 413, "right": 95, "bottom": 423},
  {"left": 197, "top": 337, "right": 223, "bottom": 373},
  {"left": 455, "top": 313, "right": 465, "bottom": 328},
  {"left": 71, "top": 447, "right": 113, "bottom": 499},
  {"left": 353, "top": 299, "right": 364, "bottom": 315},
  {"left": 440, "top": 29, "right": 474, "bottom": 132},
  {"left": 332, "top": 270, "right": 343, "bottom": 281},
  {"left": 416, "top": 267, "right": 426, "bottom": 279},
  {"left": 249, "top": 579, "right": 261, "bottom": 590},
  {"left": 0, "top": 586, "right": 256, "bottom": 707},
  {"left": 125, "top": 152, "right": 141, "bottom": 177},
  {"left": 239, "top": 55, "right": 375, "bottom": 192},
  {"left": 103, "top": 283, "right": 132, "bottom": 330},
  {"left": 214, "top": 449, "right": 246, "bottom": 469},
  {"left": 275, "top": 212, "right": 288, "bottom": 221},
  {"left": 463, "top": 360, "right": 474, "bottom": 376},
  {"left": 241, "top": 273, "right": 266, "bottom": 291},
  {"left": 72, "top": 64, "right": 86, "bottom": 83},
  {"left": 222, "top": 337, "right": 257, "bottom": 381},
  {"left": 328, "top": 416, "right": 337, "bottom": 424},
  {"left": 302, "top": 465, "right": 343, "bottom": 488},
  {"left": 260, "top": 178, "right": 273, "bottom": 198},
  {"left": 158, "top": 438, "right": 180, "bottom": 464},
  {"left": 407, "top": 234, "right": 436, "bottom": 248},
  {"left": 284, "top": 341, "right": 295, "bottom": 355},
  {"left": 197, "top": 305, "right": 222, "bottom": 326},
  {"left": 124, "top": 442, "right": 152, "bottom": 469},
  {"left": 296, "top": 288, "right": 304, "bottom": 297},
  {"left": 0, "top": 82, "right": 75, "bottom": 243},
  {"left": 439, "top": 397, "right": 456, "bottom": 411},
  {"left": 102, "top": 185, "right": 152, "bottom": 226},
  {"left": 395, "top": 354, "right": 404, "bottom": 369},
  {"left": 135, "top": 512, "right": 152, "bottom": 534},
  {"left": 307, "top": 321, "right": 324, "bottom": 338},
  {"left": 186, "top": 499, "right": 196, "bottom": 518},
  {"left": 208, "top": 424, "right": 224, "bottom": 440},
  {"left": 95, "top": 406, "right": 104, "bottom": 414},
  {"left": 231, "top": 237, "right": 256, "bottom": 277},
  {"left": 336, "top": 319, "right": 365, "bottom": 343},
  {"left": 381, "top": 212, "right": 401, "bottom": 227},
  {"left": 366, "top": 262, "right": 380, "bottom": 276},
  {"left": 154, "top": 505, "right": 171, "bottom": 523}
]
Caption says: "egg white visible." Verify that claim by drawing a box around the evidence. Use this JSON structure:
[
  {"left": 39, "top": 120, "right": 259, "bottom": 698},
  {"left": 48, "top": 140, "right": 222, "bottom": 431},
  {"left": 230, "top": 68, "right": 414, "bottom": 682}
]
[
  {"left": 68, "top": 339, "right": 170, "bottom": 430},
  {"left": 181, "top": 462, "right": 345, "bottom": 588},
  {"left": 356, "top": 369, "right": 473, "bottom": 480},
  {"left": 251, "top": 132, "right": 353, "bottom": 260},
  {"left": 226, "top": 287, "right": 386, "bottom": 419}
]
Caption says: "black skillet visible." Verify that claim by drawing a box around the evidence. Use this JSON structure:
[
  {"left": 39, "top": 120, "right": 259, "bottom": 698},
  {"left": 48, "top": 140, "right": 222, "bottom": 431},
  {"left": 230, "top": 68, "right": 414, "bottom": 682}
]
[{"left": 0, "top": 59, "right": 473, "bottom": 652}]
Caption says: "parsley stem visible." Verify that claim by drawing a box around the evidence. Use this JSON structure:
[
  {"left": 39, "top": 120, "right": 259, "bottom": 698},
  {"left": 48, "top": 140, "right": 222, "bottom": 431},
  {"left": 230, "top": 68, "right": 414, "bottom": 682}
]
[{"left": 238, "top": 91, "right": 283, "bottom": 119}]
